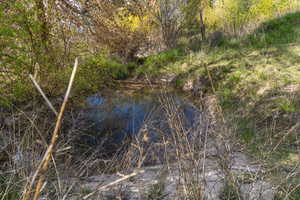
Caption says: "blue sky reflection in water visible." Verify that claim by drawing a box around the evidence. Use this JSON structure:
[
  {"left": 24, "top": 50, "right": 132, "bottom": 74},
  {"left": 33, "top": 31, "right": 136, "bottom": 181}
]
[{"left": 83, "top": 93, "right": 201, "bottom": 148}]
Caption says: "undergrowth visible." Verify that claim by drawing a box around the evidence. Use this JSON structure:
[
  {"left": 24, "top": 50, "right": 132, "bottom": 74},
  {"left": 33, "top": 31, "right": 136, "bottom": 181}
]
[
  {"left": 1, "top": 8, "right": 300, "bottom": 200},
  {"left": 133, "top": 11, "right": 300, "bottom": 195}
]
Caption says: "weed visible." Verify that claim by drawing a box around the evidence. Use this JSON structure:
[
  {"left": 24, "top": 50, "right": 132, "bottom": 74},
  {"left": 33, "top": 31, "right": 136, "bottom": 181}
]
[
  {"left": 237, "top": 119, "right": 255, "bottom": 143},
  {"left": 0, "top": 175, "right": 20, "bottom": 200},
  {"left": 276, "top": 97, "right": 296, "bottom": 113},
  {"left": 275, "top": 184, "right": 300, "bottom": 200},
  {"left": 219, "top": 183, "right": 240, "bottom": 200}
]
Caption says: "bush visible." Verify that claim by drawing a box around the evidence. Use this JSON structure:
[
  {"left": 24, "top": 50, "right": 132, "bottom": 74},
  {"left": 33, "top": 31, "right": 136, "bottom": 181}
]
[
  {"left": 55, "top": 54, "right": 136, "bottom": 95},
  {"left": 205, "top": 0, "right": 298, "bottom": 35},
  {"left": 86, "top": 1, "right": 151, "bottom": 61},
  {"left": 136, "top": 48, "right": 185, "bottom": 76}
]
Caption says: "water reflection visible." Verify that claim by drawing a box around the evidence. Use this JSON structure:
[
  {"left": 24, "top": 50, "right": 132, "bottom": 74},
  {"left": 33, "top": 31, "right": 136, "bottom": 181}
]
[{"left": 82, "top": 93, "right": 201, "bottom": 148}]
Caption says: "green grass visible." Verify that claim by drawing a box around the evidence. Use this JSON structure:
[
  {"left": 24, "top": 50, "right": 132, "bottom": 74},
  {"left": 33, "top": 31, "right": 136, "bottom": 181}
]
[
  {"left": 135, "top": 48, "right": 186, "bottom": 76},
  {"left": 247, "top": 11, "right": 300, "bottom": 47},
  {"left": 137, "top": 11, "right": 300, "bottom": 174}
]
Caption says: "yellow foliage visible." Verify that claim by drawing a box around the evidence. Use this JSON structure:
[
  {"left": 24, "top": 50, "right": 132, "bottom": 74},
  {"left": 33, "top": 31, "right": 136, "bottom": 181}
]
[
  {"left": 205, "top": 6, "right": 225, "bottom": 30},
  {"left": 248, "top": 0, "right": 295, "bottom": 26},
  {"left": 249, "top": 0, "right": 276, "bottom": 19},
  {"left": 205, "top": 0, "right": 298, "bottom": 34},
  {"left": 205, "top": 0, "right": 251, "bottom": 34},
  {"left": 116, "top": 8, "right": 151, "bottom": 33}
]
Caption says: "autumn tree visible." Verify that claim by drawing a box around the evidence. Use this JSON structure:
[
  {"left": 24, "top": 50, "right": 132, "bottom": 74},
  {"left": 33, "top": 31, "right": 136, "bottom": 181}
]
[{"left": 57, "top": 0, "right": 152, "bottom": 62}]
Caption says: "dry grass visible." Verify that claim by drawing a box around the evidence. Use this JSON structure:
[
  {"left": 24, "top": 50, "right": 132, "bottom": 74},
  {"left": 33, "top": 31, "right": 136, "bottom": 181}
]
[
  {"left": 1, "top": 62, "right": 300, "bottom": 200},
  {"left": 1, "top": 88, "right": 300, "bottom": 199}
]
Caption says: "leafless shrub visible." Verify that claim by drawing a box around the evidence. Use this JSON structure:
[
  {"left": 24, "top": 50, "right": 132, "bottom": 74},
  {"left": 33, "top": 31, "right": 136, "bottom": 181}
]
[{"left": 155, "top": 0, "right": 185, "bottom": 49}]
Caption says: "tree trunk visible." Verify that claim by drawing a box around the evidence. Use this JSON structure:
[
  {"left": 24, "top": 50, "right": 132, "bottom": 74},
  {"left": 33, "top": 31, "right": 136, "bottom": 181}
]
[
  {"left": 199, "top": 9, "right": 206, "bottom": 40},
  {"left": 35, "top": 0, "right": 51, "bottom": 54}
]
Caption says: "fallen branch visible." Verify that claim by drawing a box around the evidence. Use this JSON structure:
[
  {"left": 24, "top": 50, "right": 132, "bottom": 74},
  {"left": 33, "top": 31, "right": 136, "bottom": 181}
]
[{"left": 83, "top": 169, "right": 144, "bottom": 199}]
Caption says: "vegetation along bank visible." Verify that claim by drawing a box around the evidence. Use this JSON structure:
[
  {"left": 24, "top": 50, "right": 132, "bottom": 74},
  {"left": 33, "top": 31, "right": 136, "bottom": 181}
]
[{"left": 1, "top": 0, "right": 300, "bottom": 199}]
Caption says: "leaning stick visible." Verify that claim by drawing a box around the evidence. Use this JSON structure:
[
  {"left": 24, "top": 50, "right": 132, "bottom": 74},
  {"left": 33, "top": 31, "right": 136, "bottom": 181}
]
[
  {"left": 22, "top": 58, "right": 78, "bottom": 200},
  {"left": 29, "top": 74, "right": 58, "bottom": 116},
  {"left": 273, "top": 121, "right": 300, "bottom": 152},
  {"left": 83, "top": 170, "right": 144, "bottom": 199}
]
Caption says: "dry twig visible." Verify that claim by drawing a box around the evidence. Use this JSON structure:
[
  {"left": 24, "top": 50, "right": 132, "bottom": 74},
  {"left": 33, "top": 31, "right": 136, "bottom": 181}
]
[
  {"left": 22, "top": 58, "right": 78, "bottom": 200},
  {"left": 29, "top": 74, "right": 58, "bottom": 116},
  {"left": 83, "top": 169, "right": 144, "bottom": 199}
]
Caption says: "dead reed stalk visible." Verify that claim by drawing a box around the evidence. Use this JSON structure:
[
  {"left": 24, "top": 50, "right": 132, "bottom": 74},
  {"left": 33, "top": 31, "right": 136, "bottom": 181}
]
[{"left": 22, "top": 58, "right": 78, "bottom": 200}]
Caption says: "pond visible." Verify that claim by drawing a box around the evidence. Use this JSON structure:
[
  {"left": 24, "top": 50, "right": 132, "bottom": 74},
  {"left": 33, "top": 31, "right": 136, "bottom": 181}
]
[{"left": 78, "top": 90, "right": 202, "bottom": 157}]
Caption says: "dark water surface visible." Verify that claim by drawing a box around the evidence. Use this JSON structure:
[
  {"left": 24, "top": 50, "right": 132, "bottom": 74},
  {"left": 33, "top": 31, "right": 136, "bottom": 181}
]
[{"left": 81, "top": 91, "right": 201, "bottom": 150}]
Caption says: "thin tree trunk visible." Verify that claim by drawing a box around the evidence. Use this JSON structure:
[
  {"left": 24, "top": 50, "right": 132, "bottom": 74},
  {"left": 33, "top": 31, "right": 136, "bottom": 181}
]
[
  {"left": 199, "top": 9, "right": 206, "bottom": 40},
  {"left": 35, "top": 0, "right": 51, "bottom": 54}
]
